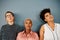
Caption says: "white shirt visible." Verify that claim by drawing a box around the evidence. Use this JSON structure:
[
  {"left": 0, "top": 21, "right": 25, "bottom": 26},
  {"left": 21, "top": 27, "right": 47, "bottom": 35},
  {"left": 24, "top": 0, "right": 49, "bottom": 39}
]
[{"left": 44, "top": 23, "right": 60, "bottom": 40}]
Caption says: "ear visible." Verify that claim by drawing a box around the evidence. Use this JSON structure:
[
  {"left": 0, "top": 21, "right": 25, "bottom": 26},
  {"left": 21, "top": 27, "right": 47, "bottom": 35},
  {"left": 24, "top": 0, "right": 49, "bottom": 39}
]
[{"left": 44, "top": 19, "right": 47, "bottom": 22}]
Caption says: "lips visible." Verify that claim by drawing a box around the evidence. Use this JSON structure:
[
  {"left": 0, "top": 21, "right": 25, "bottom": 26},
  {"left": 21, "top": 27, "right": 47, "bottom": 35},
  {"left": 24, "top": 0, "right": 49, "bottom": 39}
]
[{"left": 27, "top": 26, "right": 31, "bottom": 27}]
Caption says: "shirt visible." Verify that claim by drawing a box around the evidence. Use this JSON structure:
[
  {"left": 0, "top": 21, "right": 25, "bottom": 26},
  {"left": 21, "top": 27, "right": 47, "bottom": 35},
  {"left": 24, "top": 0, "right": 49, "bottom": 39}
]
[
  {"left": 16, "top": 31, "right": 39, "bottom": 40},
  {"left": 1, "top": 24, "right": 24, "bottom": 40},
  {"left": 44, "top": 23, "right": 60, "bottom": 40}
]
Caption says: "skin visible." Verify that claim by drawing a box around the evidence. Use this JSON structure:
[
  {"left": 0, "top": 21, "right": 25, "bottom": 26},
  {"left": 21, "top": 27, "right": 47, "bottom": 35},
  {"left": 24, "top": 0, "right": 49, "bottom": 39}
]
[
  {"left": 24, "top": 18, "right": 32, "bottom": 35},
  {"left": 5, "top": 13, "right": 14, "bottom": 25},
  {"left": 39, "top": 12, "right": 55, "bottom": 40}
]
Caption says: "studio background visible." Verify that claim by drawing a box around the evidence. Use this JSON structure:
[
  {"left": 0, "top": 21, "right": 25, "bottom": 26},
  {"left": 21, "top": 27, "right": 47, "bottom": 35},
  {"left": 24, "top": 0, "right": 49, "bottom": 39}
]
[{"left": 0, "top": 0, "right": 60, "bottom": 37}]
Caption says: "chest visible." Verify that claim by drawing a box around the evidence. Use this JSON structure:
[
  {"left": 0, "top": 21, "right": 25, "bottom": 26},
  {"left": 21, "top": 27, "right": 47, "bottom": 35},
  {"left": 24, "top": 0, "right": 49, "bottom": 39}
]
[
  {"left": 44, "top": 24, "right": 60, "bottom": 40},
  {"left": 3, "top": 26, "right": 17, "bottom": 34},
  {"left": 19, "top": 34, "right": 36, "bottom": 40}
]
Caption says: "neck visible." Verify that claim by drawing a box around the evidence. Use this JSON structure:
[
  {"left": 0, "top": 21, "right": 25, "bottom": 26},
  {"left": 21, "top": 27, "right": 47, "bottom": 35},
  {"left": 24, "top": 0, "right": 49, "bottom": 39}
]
[
  {"left": 48, "top": 21, "right": 55, "bottom": 31},
  {"left": 8, "top": 21, "right": 14, "bottom": 25},
  {"left": 25, "top": 29, "right": 31, "bottom": 34},
  {"left": 48, "top": 21, "right": 54, "bottom": 25}
]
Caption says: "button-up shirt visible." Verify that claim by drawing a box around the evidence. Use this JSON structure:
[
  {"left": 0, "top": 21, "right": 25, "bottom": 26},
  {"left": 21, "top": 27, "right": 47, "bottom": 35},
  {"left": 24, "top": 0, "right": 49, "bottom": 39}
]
[{"left": 16, "top": 31, "right": 39, "bottom": 40}]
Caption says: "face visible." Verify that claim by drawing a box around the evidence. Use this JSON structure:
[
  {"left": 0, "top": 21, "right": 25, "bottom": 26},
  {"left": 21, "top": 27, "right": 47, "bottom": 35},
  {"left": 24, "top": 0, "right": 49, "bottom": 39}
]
[
  {"left": 24, "top": 19, "right": 32, "bottom": 30},
  {"left": 44, "top": 12, "right": 54, "bottom": 22},
  {"left": 5, "top": 13, "right": 14, "bottom": 22}
]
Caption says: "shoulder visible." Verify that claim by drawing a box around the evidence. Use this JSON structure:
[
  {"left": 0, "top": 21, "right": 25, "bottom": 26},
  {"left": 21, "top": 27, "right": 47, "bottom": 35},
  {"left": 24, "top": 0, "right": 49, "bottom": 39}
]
[
  {"left": 17, "top": 31, "right": 24, "bottom": 35},
  {"left": 40, "top": 23, "right": 47, "bottom": 30},
  {"left": 40, "top": 23, "right": 47, "bottom": 28},
  {"left": 31, "top": 31, "right": 38, "bottom": 36},
  {"left": 55, "top": 23, "right": 60, "bottom": 28},
  {"left": 31, "top": 31, "right": 39, "bottom": 38},
  {"left": 2, "top": 24, "right": 8, "bottom": 27},
  {"left": 39, "top": 23, "right": 47, "bottom": 33},
  {"left": 32, "top": 31, "right": 37, "bottom": 34},
  {"left": 17, "top": 31, "right": 24, "bottom": 39},
  {"left": 40, "top": 24, "right": 46, "bottom": 31},
  {"left": 14, "top": 24, "right": 24, "bottom": 31},
  {"left": 1, "top": 24, "right": 8, "bottom": 31},
  {"left": 13, "top": 24, "right": 20, "bottom": 29},
  {"left": 31, "top": 31, "right": 39, "bottom": 40},
  {"left": 14, "top": 24, "right": 20, "bottom": 27},
  {"left": 14, "top": 24, "right": 23, "bottom": 29},
  {"left": 55, "top": 23, "right": 60, "bottom": 25},
  {"left": 1, "top": 24, "right": 7, "bottom": 29}
]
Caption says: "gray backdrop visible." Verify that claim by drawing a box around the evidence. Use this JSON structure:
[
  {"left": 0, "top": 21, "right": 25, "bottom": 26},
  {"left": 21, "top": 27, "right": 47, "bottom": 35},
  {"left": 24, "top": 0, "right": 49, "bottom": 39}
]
[{"left": 0, "top": 0, "right": 60, "bottom": 33}]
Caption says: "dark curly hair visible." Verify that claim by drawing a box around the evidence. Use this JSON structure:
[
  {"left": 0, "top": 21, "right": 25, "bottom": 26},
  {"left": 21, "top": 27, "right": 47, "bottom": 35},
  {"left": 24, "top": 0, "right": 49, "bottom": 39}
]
[{"left": 40, "top": 8, "right": 51, "bottom": 23}]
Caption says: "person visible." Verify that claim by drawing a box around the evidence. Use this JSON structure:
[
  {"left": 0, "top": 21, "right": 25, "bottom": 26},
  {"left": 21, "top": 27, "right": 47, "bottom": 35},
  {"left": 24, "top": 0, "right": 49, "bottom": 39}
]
[
  {"left": 1, "top": 11, "right": 23, "bottom": 40},
  {"left": 39, "top": 8, "right": 60, "bottom": 40},
  {"left": 16, "top": 18, "right": 39, "bottom": 40}
]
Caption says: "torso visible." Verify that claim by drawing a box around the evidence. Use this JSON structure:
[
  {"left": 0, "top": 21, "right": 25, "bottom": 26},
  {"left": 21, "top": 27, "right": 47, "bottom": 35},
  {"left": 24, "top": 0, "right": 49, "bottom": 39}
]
[
  {"left": 17, "top": 31, "right": 39, "bottom": 40},
  {"left": 1, "top": 24, "right": 19, "bottom": 40},
  {"left": 44, "top": 23, "right": 60, "bottom": 40}
]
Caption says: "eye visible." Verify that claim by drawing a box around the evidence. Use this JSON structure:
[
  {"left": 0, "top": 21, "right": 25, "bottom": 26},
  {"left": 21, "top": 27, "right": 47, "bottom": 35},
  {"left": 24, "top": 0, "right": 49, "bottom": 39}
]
[
  {"left": 45, "top": 13, "right": 51, "bottom": 17},
  {"left": 26, "top": 22, "right": 28, "bottom": 24},
  {"left": 6, "top": 15, "right": 8, "bottom": 16},
  {"left": 45, "top": 15, "right": 48, "bottom": 17}
]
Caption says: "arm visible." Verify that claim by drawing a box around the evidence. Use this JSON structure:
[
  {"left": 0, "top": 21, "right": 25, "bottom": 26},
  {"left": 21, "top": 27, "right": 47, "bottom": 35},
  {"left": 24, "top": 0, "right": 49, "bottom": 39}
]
[
  {"left": 16, "top": 32, "right": 22, "bottom": 40},
  {"left": 39, "top": 25, "right": 44, "bottom": 40},
  {"left": 16, "top": 33, "right": 20, "bottom": 40},
  {"left": 0, "top": 26, "right": 4, "bottom": 40},
  {"left": 0, "top": 29, "right": 2, "bottom": 40}
]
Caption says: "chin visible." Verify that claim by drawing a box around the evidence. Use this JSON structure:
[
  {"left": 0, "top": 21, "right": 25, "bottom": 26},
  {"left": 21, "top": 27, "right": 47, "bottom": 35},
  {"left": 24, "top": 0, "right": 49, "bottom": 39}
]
[
  {"left": 50, "top": 19, "right": 54, "bottom": 21},
  {"left": 9, "top": 20, "right": 12, "bottom": 21}
]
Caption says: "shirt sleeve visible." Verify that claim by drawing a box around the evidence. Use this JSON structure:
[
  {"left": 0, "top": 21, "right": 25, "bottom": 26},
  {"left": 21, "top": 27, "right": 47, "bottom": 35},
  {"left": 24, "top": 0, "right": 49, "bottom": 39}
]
[
  {"left": 0, "top": 29, "right": 2, "bottom": 40},
  {"left": 16, "top": 32, "right": 21, "bottom": 40},
  {"left": 0, "top": 25, "right": 5, "bottom": 40},
  {"left": 34, "top": 32, "right": 39, "bottom": 40}
]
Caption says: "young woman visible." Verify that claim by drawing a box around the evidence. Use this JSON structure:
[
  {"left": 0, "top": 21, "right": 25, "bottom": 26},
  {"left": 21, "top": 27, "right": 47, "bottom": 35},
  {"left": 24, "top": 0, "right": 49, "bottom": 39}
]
[
  {"left": 39, "top": 8, "right": 60, "bottom": 40},
  {"left": 16, "top": 18, "right": 39, "bottom": 40}
]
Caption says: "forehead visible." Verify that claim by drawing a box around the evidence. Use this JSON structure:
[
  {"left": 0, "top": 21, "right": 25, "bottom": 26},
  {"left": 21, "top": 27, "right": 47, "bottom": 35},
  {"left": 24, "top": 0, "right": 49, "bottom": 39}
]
[
  {"left": 24, "top": 19, "right": 32, "bottom": 23},
  {"left": 45, "top": 12, "right": 51, "bottom": 16},
  {"left": 6, "top": 13, "right": 12, "bottom": 15}
]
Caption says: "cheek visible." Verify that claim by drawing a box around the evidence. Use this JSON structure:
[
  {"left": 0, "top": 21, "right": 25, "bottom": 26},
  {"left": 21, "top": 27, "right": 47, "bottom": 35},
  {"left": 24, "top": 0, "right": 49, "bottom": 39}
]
[
  {"left": 24, "top": 24, "right": 29, "bottom": 29},
  {"left": 24, "top": 24, "right": 28, "bottom": 28},
  {"left": 6, "top": 17, "right": 11, "bottom": 20},
  {"left": 25, "top": 24, "right": 32, "bottom": 28},
  {"left": 6, "top": 18, "right": 10, "bottom": 20},
  {"left": 24, "top": 24, "right": 27, "bottom": 27},
  {"left": 30, "top": 24, "right": 32, "bottom": 27},
  {"left": 10, "top": 17, "right": 14, "bottom": 20},
  {"left": 45, "top": 17, "right": 50, "bottom": 21},
  {"left": 12, "top": 18, "right": 14, "bottom": 21}
]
